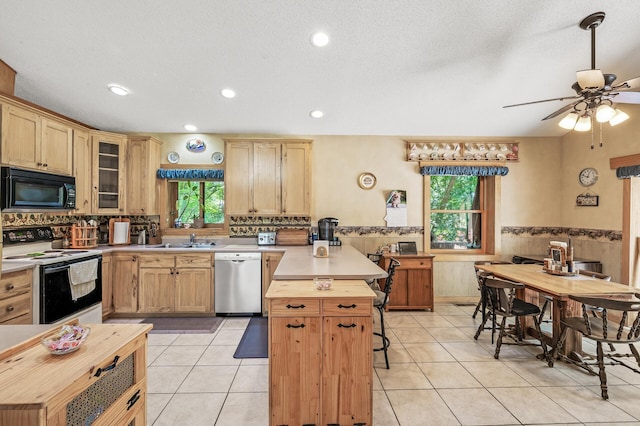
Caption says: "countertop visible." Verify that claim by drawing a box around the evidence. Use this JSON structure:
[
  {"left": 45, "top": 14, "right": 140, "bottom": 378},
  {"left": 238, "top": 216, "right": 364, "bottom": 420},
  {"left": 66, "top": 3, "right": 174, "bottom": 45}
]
[
  {"left": 265, "top": 279, "right": 376, "bottom": 299},
  {"left": 272, "top": 245, "right": 387, "bottom": 280}
]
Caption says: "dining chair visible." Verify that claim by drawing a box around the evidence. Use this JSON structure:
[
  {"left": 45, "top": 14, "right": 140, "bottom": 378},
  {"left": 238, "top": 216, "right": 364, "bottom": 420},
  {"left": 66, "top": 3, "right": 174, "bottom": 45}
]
[
  {"left": 472, "top": 260, "right": 512, "bottom": 320},
  {"left": 549, "top": 293, "right": 640, "bottom": 399},
  {"left": 474, "top": 277, "right": 550, "bottom": 361},
  {"left": 372, "top": 257, "right": 400, "bottom": 369}
]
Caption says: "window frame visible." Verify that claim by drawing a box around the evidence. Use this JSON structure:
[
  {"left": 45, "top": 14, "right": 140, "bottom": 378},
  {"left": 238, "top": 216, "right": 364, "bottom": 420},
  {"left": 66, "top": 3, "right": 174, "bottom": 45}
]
[{"left": 423, "top": 174, "right": 501, "bottom": 259}]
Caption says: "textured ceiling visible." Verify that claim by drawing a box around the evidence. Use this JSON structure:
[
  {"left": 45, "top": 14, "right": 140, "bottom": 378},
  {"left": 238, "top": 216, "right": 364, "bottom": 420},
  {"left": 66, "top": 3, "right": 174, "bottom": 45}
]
[{"left": 1, "top": 0, "right": 640, "bottom": 138}]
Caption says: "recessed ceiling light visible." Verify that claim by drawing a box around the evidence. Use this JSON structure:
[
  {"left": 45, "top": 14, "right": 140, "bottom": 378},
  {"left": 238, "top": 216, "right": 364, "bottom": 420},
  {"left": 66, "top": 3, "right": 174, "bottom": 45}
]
[
  {"left": 107, "top": 84, "right": 129, "bottom": 96},
  {"left": 220, "top": 88, "right": 236, "bottom": 98},
  {"left": 310, "top": 32, "right": 329, "bottom": 47},
  {"left": 184, "top": 124, "right": 198, "bottom": 131},
  {"left": 309, "top": 110, "right": 324, "bottom": 119}
]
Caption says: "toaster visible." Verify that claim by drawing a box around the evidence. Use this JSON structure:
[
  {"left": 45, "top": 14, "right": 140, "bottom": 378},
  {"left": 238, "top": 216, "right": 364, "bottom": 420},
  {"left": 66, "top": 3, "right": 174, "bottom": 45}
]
[{"left": 257, "top": 231, "right": 276, "bottom": 246}]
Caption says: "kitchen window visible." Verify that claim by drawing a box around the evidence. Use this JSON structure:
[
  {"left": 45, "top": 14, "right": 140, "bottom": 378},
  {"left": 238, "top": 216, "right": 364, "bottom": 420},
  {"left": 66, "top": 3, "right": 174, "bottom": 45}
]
[
  {"left": 424, "top": 173, "right": 501, "bottom": 256},
  {"left": 172, "top": 180, "right": 225, "bottom": 227}
]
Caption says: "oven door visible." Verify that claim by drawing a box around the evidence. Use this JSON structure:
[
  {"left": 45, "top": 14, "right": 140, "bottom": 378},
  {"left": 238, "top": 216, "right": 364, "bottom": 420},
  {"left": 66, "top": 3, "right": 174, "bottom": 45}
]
[{"left": 40, "top": 255, "right": 102, "bottom": 324}]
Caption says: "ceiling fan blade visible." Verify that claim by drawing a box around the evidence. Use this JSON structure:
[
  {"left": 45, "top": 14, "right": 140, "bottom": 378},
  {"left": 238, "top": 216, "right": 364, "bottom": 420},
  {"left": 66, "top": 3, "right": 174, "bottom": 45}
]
[
  {"left": 503, "top": 95, "right": 581, "bottom": 108},
  {"left": 541, "top": 102, "right": 580, "bottom": 121},
  {"left": 615, "top": 76, "right": 640, "bottom": 91},
  {"left": 612, "top": 91, "right": 640, "bottom": 104}
]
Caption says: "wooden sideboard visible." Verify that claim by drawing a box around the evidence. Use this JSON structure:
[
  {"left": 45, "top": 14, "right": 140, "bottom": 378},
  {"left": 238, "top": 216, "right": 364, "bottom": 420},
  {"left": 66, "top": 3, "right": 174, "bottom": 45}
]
[
  {"left": 380, "top": 252, "right": 435, "bottom": 311},
  {"left": 265, "top": 279, "right": 375, "bottom": 426},
  {"left": 0, "top": 323, "right": 151, "bottom": 425}
]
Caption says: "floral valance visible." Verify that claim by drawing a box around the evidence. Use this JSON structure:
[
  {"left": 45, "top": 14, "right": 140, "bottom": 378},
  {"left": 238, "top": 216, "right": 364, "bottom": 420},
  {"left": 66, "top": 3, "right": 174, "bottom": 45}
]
[
  {"left": 156, "top": 169, "right": 224, "bottom": 180},
  {"left": 420, "top": 165, "right": 509, "bottom": 176},
  {"left": 616, "top": 165, "right": 640, "bottom": 179}
]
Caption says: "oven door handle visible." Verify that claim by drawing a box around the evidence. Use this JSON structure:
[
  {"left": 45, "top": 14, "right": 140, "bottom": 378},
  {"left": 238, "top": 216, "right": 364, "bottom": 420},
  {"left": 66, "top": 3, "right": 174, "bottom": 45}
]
[{"left": 42, "top": 265, "right": 70, "bottom": 274}]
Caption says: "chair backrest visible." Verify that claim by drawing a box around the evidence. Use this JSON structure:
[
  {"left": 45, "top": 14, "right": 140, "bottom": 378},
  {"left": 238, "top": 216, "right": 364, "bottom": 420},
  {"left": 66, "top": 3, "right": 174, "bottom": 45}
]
[
  {"left": 367, "top": 253, "right": 382, "bottom": 264},
  {"left": 569, "top": 293, "right": 640, "bottom": 342},
  {"left": 474, "top": 260, "right": 512, "bottom": 286},
  {"left": 578, "top": 269, "right": 612, "bottom": 281},
  {"left": 484, "top": 278, "right": 524, "bottom": 315},
  {"left": 380, "top": 258, "right": 401, "bottom": 307}
]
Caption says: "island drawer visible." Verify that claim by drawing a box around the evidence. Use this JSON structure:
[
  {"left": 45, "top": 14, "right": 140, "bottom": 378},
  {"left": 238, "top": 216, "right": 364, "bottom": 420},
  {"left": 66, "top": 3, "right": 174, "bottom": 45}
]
[
  {"left": 269, "top": 298, "right": 320, "bottom": 316},
  {"left": 0, "top": 270, "right": 32, "bottom": 299},
  {"left": 322, "top": 299, "right": 372, "bottom": 316},
  {"left": 0, "top": 292, "right": 31, "bottom": 323}
]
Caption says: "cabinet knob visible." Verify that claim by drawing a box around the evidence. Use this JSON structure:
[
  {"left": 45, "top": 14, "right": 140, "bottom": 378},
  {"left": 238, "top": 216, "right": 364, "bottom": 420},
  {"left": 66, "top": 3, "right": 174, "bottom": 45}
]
[
  {"left": 6, "top": 305, "right": 14, "bottom": 312},
  {"left": 5, "top": 284, "right": 14, "bottom": 291},
  {"left": 43, "top": 163, "right": 48, "bottom": 167}
]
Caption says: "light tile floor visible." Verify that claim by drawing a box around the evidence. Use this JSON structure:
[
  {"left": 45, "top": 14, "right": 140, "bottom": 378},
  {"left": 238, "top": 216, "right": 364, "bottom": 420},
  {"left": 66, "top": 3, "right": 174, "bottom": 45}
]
[{"left": 142, "top": 303, "right": 640, "bottom": 425}]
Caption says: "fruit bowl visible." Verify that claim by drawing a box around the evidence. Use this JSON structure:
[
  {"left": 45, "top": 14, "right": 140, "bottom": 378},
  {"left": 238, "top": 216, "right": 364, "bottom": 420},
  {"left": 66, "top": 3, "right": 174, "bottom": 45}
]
[{"left": 41, "top": 325, "right": 90, "bottom": 355}]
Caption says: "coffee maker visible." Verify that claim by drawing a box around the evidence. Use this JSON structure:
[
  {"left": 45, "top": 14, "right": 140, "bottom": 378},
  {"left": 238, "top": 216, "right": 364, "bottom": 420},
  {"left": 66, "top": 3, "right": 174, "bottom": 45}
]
[{"left": 318, "top": 217, "right": 341, "bottom": 246}]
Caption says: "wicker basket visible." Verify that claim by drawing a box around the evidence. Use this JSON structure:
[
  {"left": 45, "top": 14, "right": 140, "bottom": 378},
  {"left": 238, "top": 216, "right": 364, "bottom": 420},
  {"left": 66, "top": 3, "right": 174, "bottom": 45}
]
[{"left": 70, "top": 225, "right": 98, "bottom": 248}]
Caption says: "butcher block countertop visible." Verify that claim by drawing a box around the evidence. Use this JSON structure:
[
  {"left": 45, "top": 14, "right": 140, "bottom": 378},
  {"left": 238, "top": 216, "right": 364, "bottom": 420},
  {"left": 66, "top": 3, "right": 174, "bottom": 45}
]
[
  {"left": 272, "top": 245, "right": 387, "bottom": 280},
  {"left": 265, "top": 279, "right": 376, "bottom": 299}
]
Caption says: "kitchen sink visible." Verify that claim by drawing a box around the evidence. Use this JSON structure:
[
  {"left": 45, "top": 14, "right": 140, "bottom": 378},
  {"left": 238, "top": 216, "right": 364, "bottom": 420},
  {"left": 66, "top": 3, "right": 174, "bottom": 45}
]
[{"left": 160, "top": 242, "right": 216, "bottom": 249}]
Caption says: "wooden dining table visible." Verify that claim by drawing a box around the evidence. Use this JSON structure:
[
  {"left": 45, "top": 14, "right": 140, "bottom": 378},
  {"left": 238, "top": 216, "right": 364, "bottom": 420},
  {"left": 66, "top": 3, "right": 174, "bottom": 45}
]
[{"left": 475, "top": 263, "right": 636, "bottom": 355}]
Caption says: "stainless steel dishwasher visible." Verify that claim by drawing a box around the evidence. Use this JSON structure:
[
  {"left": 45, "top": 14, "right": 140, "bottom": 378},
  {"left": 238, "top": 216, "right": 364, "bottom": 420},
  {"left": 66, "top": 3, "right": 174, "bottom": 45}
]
[{"left": 214, "top": 252, "right": 262, "bottom": 315}]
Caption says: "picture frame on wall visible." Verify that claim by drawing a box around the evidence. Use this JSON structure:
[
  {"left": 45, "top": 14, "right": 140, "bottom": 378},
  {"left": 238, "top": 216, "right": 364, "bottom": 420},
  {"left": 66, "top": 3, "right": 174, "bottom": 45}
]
[{"left": 576, "top": 194, "right": 599, "bottom": 207}]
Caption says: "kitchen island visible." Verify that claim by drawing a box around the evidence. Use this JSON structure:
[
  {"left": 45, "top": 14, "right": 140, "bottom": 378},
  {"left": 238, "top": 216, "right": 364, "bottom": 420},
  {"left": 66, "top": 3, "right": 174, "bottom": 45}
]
[
  {"left": 0, "top": 323, "right": 151, "bottom": 425},
  {"left": 265, "top": 245, "right": 382, "bottom": 426}
]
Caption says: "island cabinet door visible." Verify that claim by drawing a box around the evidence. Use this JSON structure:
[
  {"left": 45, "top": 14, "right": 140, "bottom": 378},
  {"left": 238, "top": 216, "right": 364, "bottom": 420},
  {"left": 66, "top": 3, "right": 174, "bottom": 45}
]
[
  {"left": 321, "top": 316, "right": 373, "bottom": 425},
  {"left": 269, "top": 316, "right": 321, "bottom": 426}
]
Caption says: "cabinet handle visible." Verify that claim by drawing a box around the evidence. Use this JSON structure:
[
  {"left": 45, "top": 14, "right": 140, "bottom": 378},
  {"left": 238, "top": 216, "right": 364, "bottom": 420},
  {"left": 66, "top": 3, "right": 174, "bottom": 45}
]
[
  {"left": 337, "top": 303, "right": 357, "bottom": 309},
  {"left": 6, "top": 306, "right": 14, "bottom": 312},
  {"left": 94, "top": 355, "right": 120, "bottom": 377},
  {"left": 43, "top": 163, "right": 48, "bottom": 167},
  {"left": 286, "top": 304, "right": 306, "bottom": 309},
  {"left": 5, "top": 284, "right": 14, "bottom": 291},
  {"left": 286, "top": 323, "right": 305, "bottom": 329},
  {"left": 337, "top": 323, "right": 357, "bottom": 328},
  {"left": 127, "top": 389, "right": 141, "bottom": 410}
]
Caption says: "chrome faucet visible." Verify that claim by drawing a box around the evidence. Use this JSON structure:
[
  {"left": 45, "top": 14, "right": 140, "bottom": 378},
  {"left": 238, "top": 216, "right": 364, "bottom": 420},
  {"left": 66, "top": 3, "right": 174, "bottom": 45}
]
[{"left": 190, "top": 233, "right": 196, "bottom": 244}]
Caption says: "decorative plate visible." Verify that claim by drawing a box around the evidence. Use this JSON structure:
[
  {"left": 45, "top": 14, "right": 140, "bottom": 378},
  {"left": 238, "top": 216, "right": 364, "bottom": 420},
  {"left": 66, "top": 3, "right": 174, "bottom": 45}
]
[
  {"left": 358, "top": 172, "right": 377, "bottom": 190},
  {"left": 167, "top": 151, "right": 180, "bottom": 164},
  {"left": 186, "top": 138, "right": 206, "bottom": 152},
  {"left": 212, "top": 152, "right": 224, "bottom": 164}
]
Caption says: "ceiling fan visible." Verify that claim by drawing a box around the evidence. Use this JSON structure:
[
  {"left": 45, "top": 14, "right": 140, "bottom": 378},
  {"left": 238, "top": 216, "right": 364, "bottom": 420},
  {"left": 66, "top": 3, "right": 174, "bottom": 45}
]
[{"left": 503, "top": 12, "right": 640, "bottom": 135}]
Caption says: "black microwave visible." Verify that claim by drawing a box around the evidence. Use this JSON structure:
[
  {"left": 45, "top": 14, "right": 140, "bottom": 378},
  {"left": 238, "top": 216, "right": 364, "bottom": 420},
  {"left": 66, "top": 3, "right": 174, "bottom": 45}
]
[{"left": 1, "top": 167, "right": 76, "bottom": 210}]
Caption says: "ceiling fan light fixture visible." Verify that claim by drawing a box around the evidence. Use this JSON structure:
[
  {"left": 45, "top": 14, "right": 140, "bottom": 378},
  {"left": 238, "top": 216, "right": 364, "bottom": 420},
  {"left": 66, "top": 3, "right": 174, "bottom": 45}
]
[
  {"left": 574, "top": 115, "right": 592, "bottom": 132},
  {"left": 558, "top": 112, "right": 579, "bottom": 129},
  {"left": 609, "top": 109, "right": 630, "bottom": 126},
  {"left": 595, "top": 104, "right": 616, "bottom": 122},
  {"left": 577, "top": 69, "right": 604, "bottom": 90}
]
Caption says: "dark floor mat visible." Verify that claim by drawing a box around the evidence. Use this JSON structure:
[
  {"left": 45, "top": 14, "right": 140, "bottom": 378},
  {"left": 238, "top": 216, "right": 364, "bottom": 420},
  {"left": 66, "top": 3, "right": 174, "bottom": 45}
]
[
  {"left": 234, "top": 317, "right": 268, "bottom": 358},
  {"left": 141, "top": 317, "right": 223, "bottom": 334}
]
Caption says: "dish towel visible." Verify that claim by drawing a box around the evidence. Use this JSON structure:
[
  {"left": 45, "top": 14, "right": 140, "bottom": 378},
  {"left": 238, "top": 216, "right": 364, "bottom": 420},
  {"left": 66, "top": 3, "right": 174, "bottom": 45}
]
[{"left": 68, "top": 258, "right": 99, "bottom": 301}]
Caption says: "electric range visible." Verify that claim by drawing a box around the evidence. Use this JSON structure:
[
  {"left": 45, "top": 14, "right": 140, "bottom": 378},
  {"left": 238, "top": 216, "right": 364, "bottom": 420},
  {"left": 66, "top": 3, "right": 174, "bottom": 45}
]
[{"left": 2, "top": 226, "right": 103, "bottom": 324}]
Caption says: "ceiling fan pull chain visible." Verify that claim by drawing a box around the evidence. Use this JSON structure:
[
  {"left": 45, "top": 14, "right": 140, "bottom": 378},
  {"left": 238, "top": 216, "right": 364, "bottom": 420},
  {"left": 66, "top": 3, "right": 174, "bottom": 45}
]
[
  {"left": 599, "top": 122, "right": 604, "bottom": 148},
  {"left": 591, "top": 123, "right": 595, "bottom": 149}
]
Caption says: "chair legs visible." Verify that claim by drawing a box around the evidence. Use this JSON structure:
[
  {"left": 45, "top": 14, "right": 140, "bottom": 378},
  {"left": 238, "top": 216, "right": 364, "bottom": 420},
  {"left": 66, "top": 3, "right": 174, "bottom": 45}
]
[
  {"left": 373, "top": 306, "right": 390, "bottom": 369},
  {"left": 472, "top": 298, "right": 482, "bottom": 319},
  {"left": 493, "top": 315, "right": 549, "bottom": 361}
]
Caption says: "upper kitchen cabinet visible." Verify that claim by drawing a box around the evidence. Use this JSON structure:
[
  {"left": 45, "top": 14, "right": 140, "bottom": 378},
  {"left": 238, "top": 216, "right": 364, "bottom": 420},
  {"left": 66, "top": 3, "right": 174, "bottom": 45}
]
[
  {"left": 73, "top": 128, "right": 92, "bottom": 214},
  {"left": 225, "top": 139, "right": 312, "bottom": 216},
  {"left": 126, "top": 136, "right": 162, "bottom": 215},
  {"left": 91, "top": 130, "right": 127, "bottom": 214},
  {"left": 0, "top": 102, "right": 73, "bottom": 175}
]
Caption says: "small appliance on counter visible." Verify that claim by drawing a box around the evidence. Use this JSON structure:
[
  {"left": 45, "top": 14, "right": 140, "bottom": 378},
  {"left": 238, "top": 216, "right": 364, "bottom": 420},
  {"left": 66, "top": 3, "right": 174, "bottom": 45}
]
[
  {"left": 258, "top": 231, "right": 276, "bottom": 246},
  {"left": 317, "top": 217, "right": 341, "bottom": 246},
  {"left": 275, "top": 229, "right": 308, "bottom": 246}
]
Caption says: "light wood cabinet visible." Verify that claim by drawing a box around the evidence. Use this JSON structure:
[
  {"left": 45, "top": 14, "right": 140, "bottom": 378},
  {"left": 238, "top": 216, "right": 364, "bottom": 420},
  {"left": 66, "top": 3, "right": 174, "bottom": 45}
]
[
  {"left": 91, "top": 130, "right": 127, "bottom": 214},
  {"left": 112, "top": 254, "right": 138, "bottom": 313},
  {"left": 381, "top": 253, "right": 435, "bottom": 311},
  {"left": 266, "top": 280, "right": 374, "bottom": 426},
  {"left": 0, "top": 103, "right": 73, "bottom": 175},
  {"left": 0, "top": 268, "right": 33, "bottom": 324},
  {"left": 126, "top": 136, "right": 162, "bottom": 215},
  {"left": 101, "top": 253, "right": 113, "bottom": 319},
  {"left": 0, "top": 323, "right": 150, "bottom": 426},
  {"left": 261, "top": 251, "right": 283, "bottom": 315},
  {"left": 72, "top": 128, "right": 92, "bottom": 213},
  {"left": 138, "top": 253, "right": 213, "bottom": 314},
  {"left": 224, "top": 139, "right": 311, "bottom": 216}
]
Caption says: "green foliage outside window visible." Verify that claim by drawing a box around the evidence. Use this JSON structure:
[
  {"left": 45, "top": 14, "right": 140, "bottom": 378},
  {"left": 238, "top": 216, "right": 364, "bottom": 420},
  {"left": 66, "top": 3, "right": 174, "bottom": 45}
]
[
  {"left": 177, "top": 181, "right": 224, "bottom": 224},
  {"left": 430, "top": 176, "right": 481, "bottom": 249}
]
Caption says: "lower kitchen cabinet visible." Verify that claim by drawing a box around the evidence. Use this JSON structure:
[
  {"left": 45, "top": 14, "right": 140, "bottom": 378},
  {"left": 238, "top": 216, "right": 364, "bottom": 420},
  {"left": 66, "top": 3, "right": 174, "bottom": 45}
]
[
  {"left": 112, "top": 254, "right": 139, "bottom": 313},
  {"left": 261, "top": 251, "right": 283, "bottom": 315},
  {"left": 266, "top": 280, "right": 374, "bottom": 426},
  {"left": 101, "top": 253, "right": 113, "bottom": 319},
  {"left": 138, "top": 253, "right": 212, "bottom": 314},
  {"left": 381, "top": 252, "right": 435, "bottom": 311},
  {"left": 0, "top": 268, "right": 33, "bottom": 324},
  {"left": 0, "top": 323, "right": 150, "bottom": 425}
]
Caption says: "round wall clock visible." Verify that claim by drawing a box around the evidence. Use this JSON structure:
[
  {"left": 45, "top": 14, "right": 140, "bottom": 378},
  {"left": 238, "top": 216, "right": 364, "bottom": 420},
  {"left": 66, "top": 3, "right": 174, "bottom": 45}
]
[
  {"left": 358, "top": 172, "right": 377, "bottom": 190},
  {"left": 211, "top": 152, "right": 224, "bottom": 164},
  {"left": 578, "top": 167, "right": 598, "bottom": 186},
  {"left": 167, "top": 151, "right": 180, "bottom": 164}
]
